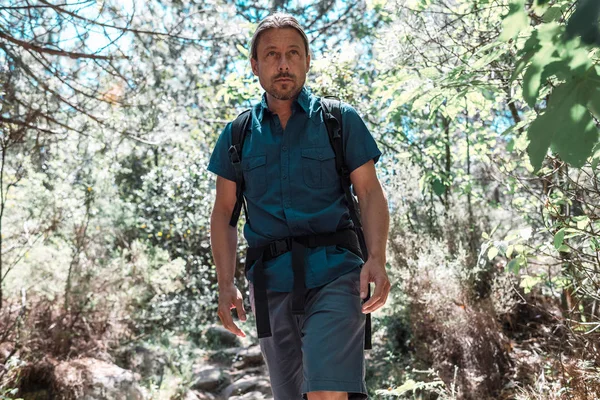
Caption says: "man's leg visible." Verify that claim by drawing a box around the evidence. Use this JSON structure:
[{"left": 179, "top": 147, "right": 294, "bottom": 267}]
[
  {"left": 249, "top": 282, "right": 305, "bottom": 399},
  {"left": 307, "top": 391, "right": 348, "bottom": 400},
  {"left": 301, "top": 266, "right": 368, "bottom": 400}
]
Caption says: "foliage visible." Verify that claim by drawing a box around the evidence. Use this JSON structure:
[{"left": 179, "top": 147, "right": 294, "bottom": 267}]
[{"left": 2, "top": 0, "right": 600, "bottom": 398}]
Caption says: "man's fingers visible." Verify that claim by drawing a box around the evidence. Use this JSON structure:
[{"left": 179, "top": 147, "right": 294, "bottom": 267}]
[
  {"left": 234, "top": 296, "right": 247, "bottom": 322},
  {"left": 359, "top": 268, "right": 370, "bottom": 299},
  {"left": 362, "top": 277, "right": 390, "bottom": 313},
  {"left": 218, "top": 306, "right": 246, "bottom": 337},
  {"left": 223, "top": 317, "right": 246, "bottom": 337},
  {"left": 362, "top": 290, "right": 382, "bottom": 312}
]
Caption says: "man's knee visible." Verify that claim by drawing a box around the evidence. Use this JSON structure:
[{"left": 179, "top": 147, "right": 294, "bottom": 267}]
[{"left": 306, "top": 391, "right": 347, "bottom": 400}]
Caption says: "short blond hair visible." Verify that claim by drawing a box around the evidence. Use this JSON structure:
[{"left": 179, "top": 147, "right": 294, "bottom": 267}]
[{"left": 250, "top": 13, "right": 310, "bottom": 60}]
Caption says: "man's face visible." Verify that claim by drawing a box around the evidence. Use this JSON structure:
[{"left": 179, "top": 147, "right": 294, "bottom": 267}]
[{"left": 251, "top": 28, "right": 310, "bottom": 101}]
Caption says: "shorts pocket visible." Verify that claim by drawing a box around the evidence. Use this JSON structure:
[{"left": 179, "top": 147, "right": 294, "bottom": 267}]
[
  {"left": 301, "top": 146, "right": 337, "bottom": 188},
  {"left": 242, "top": 154, "right": 267, "bottom": 198},
  {"left": 349, "top": 266, "right": 362, "bottom": 297}
]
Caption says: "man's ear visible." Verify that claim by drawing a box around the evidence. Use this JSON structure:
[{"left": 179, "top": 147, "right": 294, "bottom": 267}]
[
  {"left": 251, "top": 57, "right": 258, "bottom": 76},
  {"left": 306, "top": 53, "right": 311, "bottom": 72}
]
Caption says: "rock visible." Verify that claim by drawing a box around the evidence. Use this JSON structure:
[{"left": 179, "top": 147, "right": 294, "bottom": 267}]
[
  {"left": 191, "top": 366, "right": 231, "bottom": 392},
  {"left": 207, "top": 347, "right": 245, "bottom": 366},
  {"left": 208, "top": 345, "right": 263, "bottom": 369},
  {"left": 221, "top": 375, "right": 272, "bottom": 399},
  {"left": 204, "top": 326, "right": 242, "bottom": 349},
  {"left": 22, "top": 390, "right": 50, "bottom": 400},
  {"left": 116, "top": 344, "right": 166, "bottom": 383},
  {"left": 180, "top": 391, "right": 216, "bottom": 400},
  {"left": 53, "top": 357, "right": 146, "bottom": 400},
  {"left": 229, "top": 391, "right": 271, "bottom": 400},
  {"left": 232, "top": 346, "right": 264, "bottom": 369},
  {"left": 228, "top": 366, "right": 268, "bottom": 378},
  {"left": 194, "top": 392, "right": 217, "bottom": 400}
]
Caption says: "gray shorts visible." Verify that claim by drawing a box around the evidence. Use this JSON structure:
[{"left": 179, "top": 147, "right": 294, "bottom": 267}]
[{"left": 249, "top": 266, "right": 367, "bottom": 400}]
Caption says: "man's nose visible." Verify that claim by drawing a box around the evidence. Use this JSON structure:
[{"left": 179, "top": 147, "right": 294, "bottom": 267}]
[{"left": 278, "top": 55, "right": 290, "bottom": 71}]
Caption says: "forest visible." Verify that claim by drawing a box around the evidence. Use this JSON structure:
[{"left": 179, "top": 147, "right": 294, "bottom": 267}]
[{"left": 0, "top": 0, "right": 599, "bottom": 399}]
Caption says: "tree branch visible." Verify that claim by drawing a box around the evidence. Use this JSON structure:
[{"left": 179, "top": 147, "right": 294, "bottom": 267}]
[{"left": 0, "top": 31, "right": 116, "bottom": 60}]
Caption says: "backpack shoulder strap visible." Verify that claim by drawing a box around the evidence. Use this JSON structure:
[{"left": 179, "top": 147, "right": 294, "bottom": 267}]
[
  {"left": 228, "top": 109, "right": 252, "bottom": 227},
  {"left": 320, "top": 97, "right": 368, "bottom": 260},
  {"left": 321, "top": 97, "right": 345, "bottom": 177},
  {"left": 321, "top": 97, "right": 372, "bottom": 351}
]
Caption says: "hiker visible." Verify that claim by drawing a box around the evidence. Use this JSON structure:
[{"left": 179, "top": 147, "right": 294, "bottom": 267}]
[{"left": 208, "top": 13, "right": 390, "bottom": 400}]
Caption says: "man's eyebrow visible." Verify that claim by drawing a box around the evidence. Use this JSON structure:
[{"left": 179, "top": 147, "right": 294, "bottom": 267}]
[{"left": 262, "top": 44, "right": 302, "bottom": 52}]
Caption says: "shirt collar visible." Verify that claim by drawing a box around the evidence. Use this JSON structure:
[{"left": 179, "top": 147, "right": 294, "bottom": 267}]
[{"left": 256, "top": 86, "right": 311, "bottom": 122}]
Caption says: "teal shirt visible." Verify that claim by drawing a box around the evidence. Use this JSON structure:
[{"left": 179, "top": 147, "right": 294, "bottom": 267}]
[{"left": 208, "top": 86, "right": 381, "bottom": 292}]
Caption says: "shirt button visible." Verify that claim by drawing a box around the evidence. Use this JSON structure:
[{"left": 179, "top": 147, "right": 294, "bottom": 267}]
[
  {"left": 284, "top": 202, "right": 291, "bottom": 208},
  {"left": 282, "top": 175, "right": 287, "bottom": 180},
  {"left": 282, "top": 146, "right": 287, "bottom": 152}
]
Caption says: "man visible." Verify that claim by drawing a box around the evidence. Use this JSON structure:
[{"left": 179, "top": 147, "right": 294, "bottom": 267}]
[{"left": 208, "top": 13, "right": 390, "bottom": 400}]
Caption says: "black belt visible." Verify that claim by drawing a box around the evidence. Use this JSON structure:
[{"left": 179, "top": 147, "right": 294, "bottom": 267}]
[{"left": 246, "top": 228, "right": 372, "bottom": 350}]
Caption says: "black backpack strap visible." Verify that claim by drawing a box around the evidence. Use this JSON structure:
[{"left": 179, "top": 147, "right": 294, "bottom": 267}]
[
  {"left": 228, "top": 109, "right": 252, "bottom": 227},
  {"left": 321, "top": 97, "right": 372, "bottom": 350},
  {"left": 321, "top": 97, "right": 368, "bottom": 259}
]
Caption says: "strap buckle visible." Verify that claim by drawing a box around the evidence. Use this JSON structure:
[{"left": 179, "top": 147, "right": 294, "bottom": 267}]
[
  {"left": 269, "top": 238, "right": 291, "bottom": 258},
  {"left": 228, "top": 144, "right": 242, "bottom": 164},
  {"left": 324, "top": 115, "right": 341, "bottom": 139}
]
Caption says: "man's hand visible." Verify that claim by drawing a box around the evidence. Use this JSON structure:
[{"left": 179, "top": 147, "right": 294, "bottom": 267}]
[
  {"left": 217, "top": 284, "right": 247, "bottom": 337},
  {"left": 359, "top": 258, "right": 390, "bottom": 314}
]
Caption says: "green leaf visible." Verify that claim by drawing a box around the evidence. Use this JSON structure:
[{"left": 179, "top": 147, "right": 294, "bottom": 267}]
[
  {"left": 543, "top": 6, "right": 562, "bottom": 22},
  {"left": 588, "top": 85, "right": 600, "bottom": 120},
  {"left": 520, "top": 274, "right": 543, "bottom": 294},
  {"left": 554, "top": 228, "right": 565, "bottom": 249},
  {"left": 488, "top": 246, "right": 499, "bottom": 260},
  {"left": 590, "top": 143, "right": 600, "bottom": 170},
  {"left": 523, "top": 45, "right": 556, "bottom": 107},
  {"left": 236, "top": 44, "right": 249, "bottom": 57},
  {"left": 550, "top": 104, "right": 598, "bottom": 168},
  {"left": 506, "top": 138, "right": 515, "bottom": 152},
  {"left": 500, "top": 0, "right": 529, "bottom": 42},
  {"left": 577, "top": 217, "right": 590, "bottom": 230},
  {"left": 526, "top": 113, "right": 553, "bottom": 171},
  {"left": 506, "top": 258, "right": 521, "bottom": 274},
  {"left": 431, "top": 179, "right": 447, "bottom": 196},
  {"left": 557, "top": 244, "right": 571, "bottom": 252},
  {"left": 562, "top": 38, "right": 594, "bottom": 76},
  {"left": 540, "top": 60, "right": 572, "bottom": 83},
  {"left": 565, "top": 0, "right": 600, "bottom": 46},
  {"left": 511, "top": 50, "right": 537, "bottom": 82},
  {"left": 519, "top": 30, "right": 542, "bottom": 55},
  {"left": 506, "top": 244, "right": 514, "bottom": 258},
  {"left": 472, "top": 47, "right": 505, "bottom": 69},
  {"left": 591, "top": 237, "right": 600, "bottom": 252},
  {"left": 527, "top": 78, "right": 600, "bottom": 170}
]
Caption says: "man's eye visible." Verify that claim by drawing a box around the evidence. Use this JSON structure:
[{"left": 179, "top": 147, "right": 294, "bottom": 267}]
[
  {"left": 290, "top": 50, "right": 299, "bottom": 55},
  {"left": 267, "top": 51, "right": 276, "bottom": 57}
]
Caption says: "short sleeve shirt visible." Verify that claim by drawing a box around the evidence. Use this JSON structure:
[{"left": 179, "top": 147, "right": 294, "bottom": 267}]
[{"left": 208, "top": 86, "right": 382, "bottom": 292}]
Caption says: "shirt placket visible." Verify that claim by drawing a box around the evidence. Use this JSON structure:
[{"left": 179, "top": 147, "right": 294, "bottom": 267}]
[{"left": 275, "top": 114, "right": 298, "bottom": 235}]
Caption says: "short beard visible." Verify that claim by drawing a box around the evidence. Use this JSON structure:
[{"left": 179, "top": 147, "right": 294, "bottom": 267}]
[
  {"left": 268, "top": 73, "right": 302, "bottom": 100},
  {"left": 269, "top": 88, "right": 298, "bottom": 101}
]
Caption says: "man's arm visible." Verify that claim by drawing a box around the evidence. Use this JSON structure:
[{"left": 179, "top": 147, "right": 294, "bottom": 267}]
[
  {"left": 210, "top": 175, "right": 247, "bottom": 337},
  {"left": 350, "top": 160, "right": 391, "bottom": 314}
]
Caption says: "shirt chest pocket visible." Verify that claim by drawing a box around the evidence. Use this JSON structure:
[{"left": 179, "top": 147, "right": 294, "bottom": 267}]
[
  {"left": 301, "top": 146, "right": 338, "bottom": 189},
  {"left": 242, "top": 155, "right": 267, "bottom": 198}
]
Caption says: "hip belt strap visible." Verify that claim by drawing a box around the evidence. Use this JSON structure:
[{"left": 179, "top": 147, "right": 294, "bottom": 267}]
[{"left": 246, "top": 228, "right": 372, "bottom": 349}]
